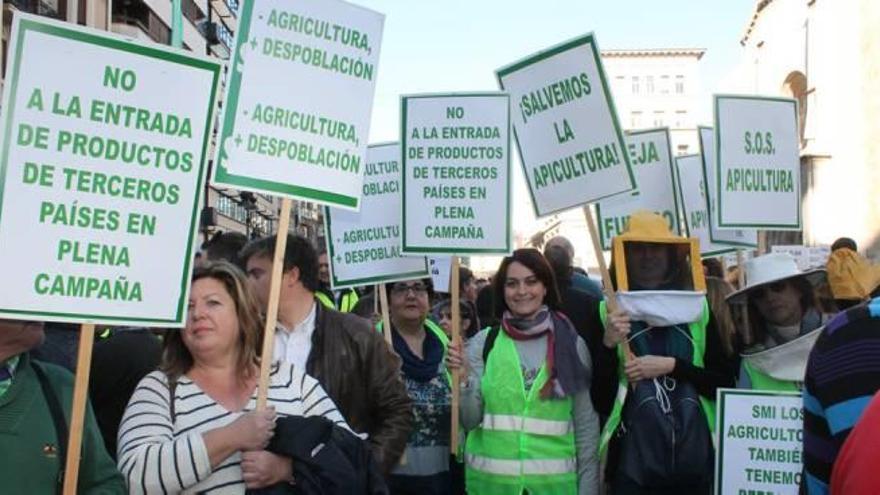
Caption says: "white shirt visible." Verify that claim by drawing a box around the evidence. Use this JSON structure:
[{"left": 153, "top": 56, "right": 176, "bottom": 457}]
[{"left": 273, "top": 301, "right": 317, "bottom": 369}]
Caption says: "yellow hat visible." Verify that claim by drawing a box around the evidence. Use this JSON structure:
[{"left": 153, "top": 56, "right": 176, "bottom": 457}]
[
  {"left": 611, "top": 210, "right": 705, "bottom": 292},
  {"left": 826, "top": 248, "right": 880, "bottom": 300}
]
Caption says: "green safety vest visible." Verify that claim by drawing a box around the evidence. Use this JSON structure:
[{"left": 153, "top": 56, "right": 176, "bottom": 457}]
[
  {"left": 465, "top": 330, "right": 577, "bottom": 495},
  {"left": 597, "top": 299, "right": 716, "bottom": 458},
  {"left": 339, "top": 290, "right": 359, "bottom": 313},
  {"left": 315, "top": 292, "right": 335, "bottom": 310},
  {"left": 316, "top": 290, "right": 359, "bottom": 312},
  {"left": 742, "top": 361, "right": 800, "bottom": 392}
]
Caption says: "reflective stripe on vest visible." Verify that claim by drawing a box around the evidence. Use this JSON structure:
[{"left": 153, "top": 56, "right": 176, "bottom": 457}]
[
  {"left": 743, "top": 361, "right": 801, "bottom": 392},
  {"left": 481, "top": 414, "right": 573, "bottom": 436},
  {"left": 465, "top": 329, "right": 576, "bottom": 494},
  {"left": 465, "top": 454, "right": 576, "bottom": 476},
  {"left": 597, "top": 298, "right": 716, "bottom": 458},
  {"left": 315, "top": 292, "right": 335, "bottom": 310}
]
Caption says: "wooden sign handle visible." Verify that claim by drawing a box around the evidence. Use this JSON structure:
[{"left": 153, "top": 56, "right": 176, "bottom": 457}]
[
  {"left": 62, "top": 323, "right": 96, "bottom": 495},
  {"left": 256, "top": 197, "right": 292, "bottom": 410},
  {"left": 582, "top": 205, "right": 634, "bottom": 361},
  {"left": 450, "top": 256, "right": 462, "bottom": 454},
  {"left": 379, "top": 284, "right": 392, "bottom": 345}
]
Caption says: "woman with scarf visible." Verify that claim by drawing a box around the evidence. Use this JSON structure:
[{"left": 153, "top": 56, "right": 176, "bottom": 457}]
[
  {"left": 726, "top": 253, "right": 834, "bottom": 391},
  {"left": 381, "top": 278, "right": 455, "bottom": 494},
  {"left": 450, "top": 248, "right": 599, "bottom": 494}
]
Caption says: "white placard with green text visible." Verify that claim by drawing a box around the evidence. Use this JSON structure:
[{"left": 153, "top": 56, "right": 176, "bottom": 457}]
[
  {"left": 715, "top": 388, "right": 803, "bottom": 495},
  {"left": 324, "top": 143, "right": 427, "bottom": 288},
  {"left": 0, "top": 14, "right": 220, "bottom": 325},
  {"left": 429, "top": 256, "right": 452, "bottom": 293},
  {"left": 213, "top": 0, "right": 384, "bottom": 210},
  {"left": 597, "top": 128, "right": 680, "bottom": 249},
  {"left": 699, "top": 126, "right": 757, "bottom": 247},
  {"left": 675, "top": 155, "right": 736, "bottom": 256},
  {"left": 497, "top": 33, "right": 635, "bottom": 217},
  {"left": 714, "top": 96, "right": 801, "bottom": 229},
  {"left": 401, "top": 93, "right": 511, "bottom": 255}
]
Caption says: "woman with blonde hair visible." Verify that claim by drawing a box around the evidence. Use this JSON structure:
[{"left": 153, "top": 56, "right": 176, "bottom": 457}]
[{"left": 118, "top": 261, "right": 349, "bottom": 493}]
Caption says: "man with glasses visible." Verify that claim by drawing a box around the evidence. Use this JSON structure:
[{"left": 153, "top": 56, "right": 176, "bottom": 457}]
[{"left": 240, "top": 234, "right": 413, "bottom": 474}]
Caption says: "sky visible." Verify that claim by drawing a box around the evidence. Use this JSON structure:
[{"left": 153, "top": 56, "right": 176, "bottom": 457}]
[{"left": 356, "top": 0, "right": 757, "bottom": 142}]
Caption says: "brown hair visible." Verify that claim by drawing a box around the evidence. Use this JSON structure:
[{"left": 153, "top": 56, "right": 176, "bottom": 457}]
[
  {"left": 706, "top": 276, "right": 737, "bottom": 356},
  {"left": 492, "top": 248, "right": 560, "bottom": 318},
  {"left": 161, "top": 261, "right": 264, "bottom": 384}
]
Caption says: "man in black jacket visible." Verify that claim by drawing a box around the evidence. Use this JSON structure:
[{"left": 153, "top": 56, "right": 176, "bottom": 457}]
[{"left": 241, "top": 235, "right": 413, "bottom": 474}]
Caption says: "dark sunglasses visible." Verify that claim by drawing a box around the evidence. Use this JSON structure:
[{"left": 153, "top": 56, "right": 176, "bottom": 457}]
[{"left": 751, "top": 281, "right": 790, "bottom": 299}]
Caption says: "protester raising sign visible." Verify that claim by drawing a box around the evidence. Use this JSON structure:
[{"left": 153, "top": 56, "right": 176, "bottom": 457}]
[
  {"left": 597, "top": 128, "right": 681, "bottom": 249},
  {"left": 401, "top": 93, "right": 511, "bottom": 255},
  {"left": 714, "top": 96, "right": 801, "bottom": 229},
  {"left": 699, "top": 126, "right": 757, "bottom": 247},
  {"left": 497, "top": 33, "right": 635, "bottom": 217},
  {"left": 0, "top": 14, "right": 221, "bottom": 326},
  {"left": 676, "top": 155, "right": 737, "bottom": 257},
  {"left": 324, "top": 143, "right": 428, "bottom": 289},
  {"left": 213, "top": 0, "right": 384, "bottom": 209}
]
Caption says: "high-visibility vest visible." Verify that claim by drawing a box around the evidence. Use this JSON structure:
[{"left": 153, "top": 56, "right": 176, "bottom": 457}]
[
  {"left": 465, "top": 330, "right": 577, "bottom": 495},
  {"left": 339, "top": 289, "right": 359, "bottom": 313},
  {"left": 314, "top": 292, "right": 335, "bottom": 310},
  {"left": 742, "top": 361, "right": 801, "bottom": 392},
  {"left": 597, "top": 299, "right": 716, "bottom": 458}
]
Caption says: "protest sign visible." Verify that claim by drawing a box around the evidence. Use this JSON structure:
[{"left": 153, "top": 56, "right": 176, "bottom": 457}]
[
  {"left": 715, "top": 388, "right": 804, "bottom": 495},
  {"left": 324, "top": 143, "right": 428, "bottom": 288},
  {"left": 771, "top": 245, "right": 830, "bottom": 271},
  {"left": 401, "top": 93, "right": 511, "bottom": 254},
  {"left": 676, "top": 155, "right": 737, "bottom": 257},
  {"left": 714, "top": 96, "right": 801, "bottom": 229},
  {"left": 213, "top": 0, "right": 384, "bottom": 209},
  {"left": 0, "top": 14, "right": 220, "bottom": 326},
  {"left": 429, "top": 256, "right": 452, "bottom": 293},
  {"left": 497, "top": 33, "right": 635, "bottom": 216},
  {"left": 699, "top": 126, "right": 757, "bottom": 247},
  {"left": 597, "top": 128, "right": 680, "bottom": 249},
  {"left": 721, "top": 249, "right": 755, "bottom": 269}
]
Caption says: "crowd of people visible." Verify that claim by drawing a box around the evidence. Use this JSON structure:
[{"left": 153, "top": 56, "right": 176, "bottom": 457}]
[{"left": 2, "top": 212, "right": 880, "bottom": 494}]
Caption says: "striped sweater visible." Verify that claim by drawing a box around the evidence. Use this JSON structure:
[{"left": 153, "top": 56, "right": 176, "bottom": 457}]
[
  {"left": 117, "top": 363, "right": 348, "bottom": 494},
  {"left": 802, "top": 297, "right": 880, "bottom": 494}
]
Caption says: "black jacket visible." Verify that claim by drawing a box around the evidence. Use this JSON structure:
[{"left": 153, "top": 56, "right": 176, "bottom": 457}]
[{"left": 246, "top": 415, "right": 388, "bottom": 495}]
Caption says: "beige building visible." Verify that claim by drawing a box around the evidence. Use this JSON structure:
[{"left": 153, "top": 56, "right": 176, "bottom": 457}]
[
  {"left": 725, "top": 0, "right": 880, "bottom": 259},
  {"left": 603, "top": 48, "right": 705, "bottom": 155}
]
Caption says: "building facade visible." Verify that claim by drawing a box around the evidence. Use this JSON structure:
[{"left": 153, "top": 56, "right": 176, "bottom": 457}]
[{"left": 725, "top": 0, "right": 880, "bottom": 260}]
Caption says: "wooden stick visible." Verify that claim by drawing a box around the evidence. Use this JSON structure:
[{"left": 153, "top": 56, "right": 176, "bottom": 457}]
[
  {"left": 450, "top": 256, "right": 462, "bottom": 454},
  {"left": 737, "top": 248, "right": 753, "bottom": 344},
  {"left": 373, "top": 284, "right": 379, "bottom": 318},
  {"left": 379, "top": 284, "right": 392, "bottom": 345},
  {"left": 62, "top": 323, "right": 96, "bottom": 495},
  {"left": 583, "top": 205, "right": 633, "bottom": 360},
  {"left": 256, "top": 197, "right": 292, "bottom": 410}
]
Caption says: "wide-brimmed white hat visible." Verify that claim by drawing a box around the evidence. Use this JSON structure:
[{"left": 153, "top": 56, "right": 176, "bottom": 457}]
[{"left": 727, "top": 252, "right": 826, "bottom": 304}]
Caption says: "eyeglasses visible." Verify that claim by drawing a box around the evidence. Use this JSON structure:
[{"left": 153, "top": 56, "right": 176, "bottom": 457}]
[
  {"left": 752, "top": 281, "right": 790, "bottom": 300},
  {"left": 390, "top": 282, "right": 429, "bottom": 296}
]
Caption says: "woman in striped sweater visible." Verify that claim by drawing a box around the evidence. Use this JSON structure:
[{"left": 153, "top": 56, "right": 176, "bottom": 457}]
[{"left": 117, "top": 261, "right": 349, "bottom": 494}]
